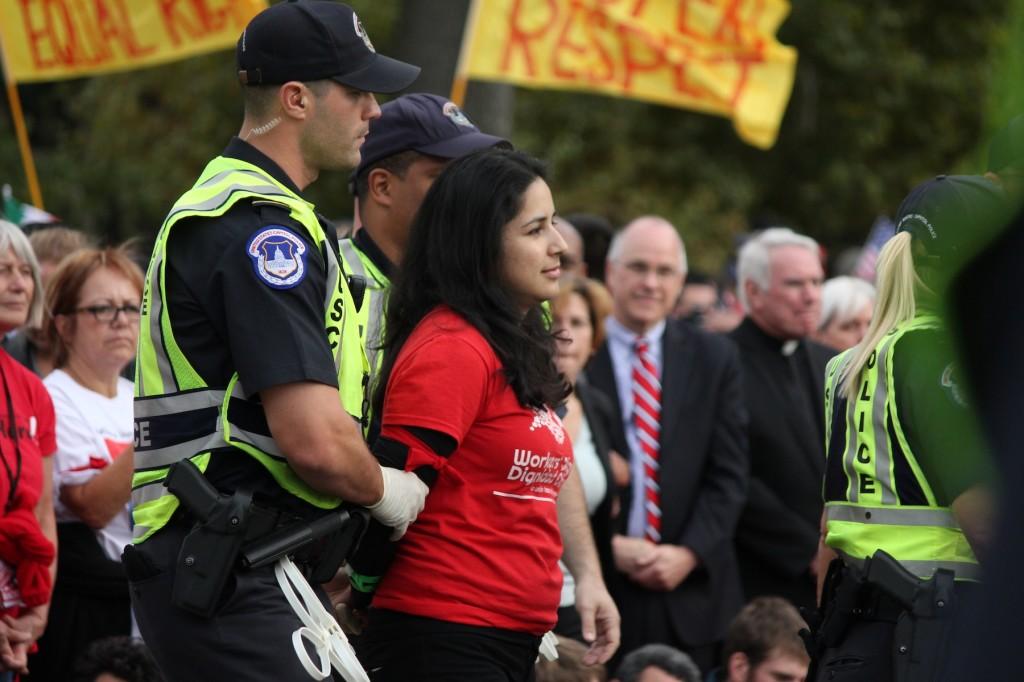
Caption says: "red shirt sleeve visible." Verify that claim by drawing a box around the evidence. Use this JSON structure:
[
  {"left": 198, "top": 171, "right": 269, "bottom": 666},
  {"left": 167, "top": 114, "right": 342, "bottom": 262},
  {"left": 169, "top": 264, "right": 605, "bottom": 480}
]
[{"left": 382, "top": 332, "right": 494, "bottom": 448}]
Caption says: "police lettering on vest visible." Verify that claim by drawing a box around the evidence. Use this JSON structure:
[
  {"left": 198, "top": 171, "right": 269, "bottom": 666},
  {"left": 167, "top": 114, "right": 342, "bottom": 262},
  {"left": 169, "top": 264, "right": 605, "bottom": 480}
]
[{"left": 822, "top": 313, "right": 980, "bottom": 582}]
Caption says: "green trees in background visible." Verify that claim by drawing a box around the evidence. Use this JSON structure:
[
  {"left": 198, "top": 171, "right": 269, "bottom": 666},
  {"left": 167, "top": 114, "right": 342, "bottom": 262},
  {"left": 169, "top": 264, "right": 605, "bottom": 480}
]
[{"left": 0, "top": 0, "right": 1013, "bottom": 271}]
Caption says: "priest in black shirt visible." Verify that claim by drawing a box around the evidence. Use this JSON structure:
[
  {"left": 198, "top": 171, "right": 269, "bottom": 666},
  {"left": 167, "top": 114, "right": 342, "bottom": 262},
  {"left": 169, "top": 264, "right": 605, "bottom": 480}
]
[{"left": 729, "top": 228, "right": 835, "bottom": 611}]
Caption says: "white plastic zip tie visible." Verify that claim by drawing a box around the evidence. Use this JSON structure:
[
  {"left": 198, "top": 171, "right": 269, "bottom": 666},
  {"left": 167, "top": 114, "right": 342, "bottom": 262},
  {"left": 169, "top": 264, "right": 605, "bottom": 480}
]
[
  {"left": 538, "top": 630, "right": 560, "bottom": 662},
  {"left": 274, "top": 556, "right": 370, "bottom": 682}
]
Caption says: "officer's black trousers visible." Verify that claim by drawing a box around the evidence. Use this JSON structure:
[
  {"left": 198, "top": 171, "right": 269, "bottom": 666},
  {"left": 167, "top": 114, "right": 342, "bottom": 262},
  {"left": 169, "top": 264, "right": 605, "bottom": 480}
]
[{"left": 127, "top": 522, "right": 343, "bottom": 681}]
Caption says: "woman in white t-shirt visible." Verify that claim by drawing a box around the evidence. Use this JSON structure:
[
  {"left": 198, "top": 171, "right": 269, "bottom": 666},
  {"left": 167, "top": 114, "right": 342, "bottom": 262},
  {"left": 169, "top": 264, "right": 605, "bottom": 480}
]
[
  {"left": 550, "top": 275, "right": 623, "bottom": 641},
  {"left": 28, "top": 248, "right": 143, "bottom": 681}
]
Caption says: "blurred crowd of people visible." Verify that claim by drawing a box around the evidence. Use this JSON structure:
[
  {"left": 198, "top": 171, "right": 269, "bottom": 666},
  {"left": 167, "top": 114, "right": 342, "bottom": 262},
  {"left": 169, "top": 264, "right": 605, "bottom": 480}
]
[{"left": 0, "top": 6, "right": 1016, "bottom": 676}]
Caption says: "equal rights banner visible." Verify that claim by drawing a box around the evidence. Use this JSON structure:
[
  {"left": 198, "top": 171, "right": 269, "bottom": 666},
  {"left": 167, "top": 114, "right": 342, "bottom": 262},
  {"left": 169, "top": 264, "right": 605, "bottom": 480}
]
[
  {"left": 462, "top": 0, "right": 798, "bottom": 149},
  {"left": 0, "top": 0, "right": 267, "bottom": 83}
]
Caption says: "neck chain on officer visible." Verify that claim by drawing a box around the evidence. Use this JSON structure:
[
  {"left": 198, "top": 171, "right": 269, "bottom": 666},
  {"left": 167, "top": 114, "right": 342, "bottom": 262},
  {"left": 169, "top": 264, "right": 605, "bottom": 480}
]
[{"left": 0, "top": 361, "right": 22, "bottom": 514}]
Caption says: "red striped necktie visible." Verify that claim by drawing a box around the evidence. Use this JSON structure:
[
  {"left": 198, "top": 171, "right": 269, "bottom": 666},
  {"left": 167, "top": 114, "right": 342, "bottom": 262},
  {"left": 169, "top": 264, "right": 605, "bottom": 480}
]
[{"left": 632, "top": 339, "right": 662, "bottom": 543}]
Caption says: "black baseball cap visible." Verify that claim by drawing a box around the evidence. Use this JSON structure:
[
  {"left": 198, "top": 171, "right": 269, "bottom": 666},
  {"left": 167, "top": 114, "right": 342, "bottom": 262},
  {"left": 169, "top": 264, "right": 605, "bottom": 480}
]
[
  {"left": 353, "top": 93, "right": 511, "bottom": 187},
  {"left": 895, "top": 174, "right": 1007, "bottom": 262},
  {"left": 236, "top": 1, "right": 419, "bottom": 93}
]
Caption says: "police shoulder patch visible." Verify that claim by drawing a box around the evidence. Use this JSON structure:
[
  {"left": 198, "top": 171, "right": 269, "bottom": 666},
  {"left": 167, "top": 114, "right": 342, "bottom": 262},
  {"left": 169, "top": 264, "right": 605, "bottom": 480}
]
[{"left": 246, "top": 225, "right": 308, "bottom": 289}]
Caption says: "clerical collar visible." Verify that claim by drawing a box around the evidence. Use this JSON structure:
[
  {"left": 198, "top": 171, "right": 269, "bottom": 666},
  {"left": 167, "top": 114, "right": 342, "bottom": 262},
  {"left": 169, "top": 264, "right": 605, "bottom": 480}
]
[
  {"left": 741, "top": 317, "right": 803, "bottom": 356},
  {"left": 353, "top": 227, "right": 395, "bottom": 280}
]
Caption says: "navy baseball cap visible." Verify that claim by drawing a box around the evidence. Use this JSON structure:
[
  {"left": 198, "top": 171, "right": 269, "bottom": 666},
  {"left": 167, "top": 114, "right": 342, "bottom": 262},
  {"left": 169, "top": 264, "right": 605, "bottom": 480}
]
[
  {"left": 237, "top": 1, "right": 419, "bottom": 93},
  {"left": 353, "top": 93, "right": 511, "bottom": 186},
  {"left": 895, "top": 174, "right": 1007, "bottom": 262}
]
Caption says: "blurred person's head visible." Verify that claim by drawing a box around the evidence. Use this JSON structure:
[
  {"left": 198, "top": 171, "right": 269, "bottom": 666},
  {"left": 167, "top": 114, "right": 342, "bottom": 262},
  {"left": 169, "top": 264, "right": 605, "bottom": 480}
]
[
  {"left": 375, "top": 148, "right": 569, "bottom": 417},
  {"left": 551, "top": 276, "right": 613, "bottom": 384},
  {"left": 567, "top": 213, "right": 615, "bottom": 284},
  {"left": 839, "top": 175, "right": 1007, "bottom": 400},
  {"left": 605, "top": 217, "right": 687, "bottom": 335},
  {"left": 535, "top": 635, "right": 607, "bottom": 682},
  {"left": 673, "top": 270, "right": 718, "bottom": 324},
  {"left": 986, "top": 115, "right": 1024, "bottom": 199},
  {"left": 556, "top": 219, "right": 587, "bottom": 278},
  {"left": 71, "top": 636, "right": 164, "bottom": 682},
  {"left": 45, "top": 247, "right": 144, "bottom": 377},
  {"left": 28, "top": 226, "right": 93, "bottom": 287},
  {"left": 814, "top": 276, "right": 875, "bottom": 351},
  {"left": 0, "top": 220, "right": 44, "bottom": 333},
  {"left": 613, "top": 644, "right": 701, "bottom": 682},
  {"left": 738, "top": 228, "right": 823, "bottom": 341},
  {"left": 722, "top": 597, "right": 809, "bottom": 682},
  {"left": 352, "top": 93, "right": 509, "bottom": 265}
]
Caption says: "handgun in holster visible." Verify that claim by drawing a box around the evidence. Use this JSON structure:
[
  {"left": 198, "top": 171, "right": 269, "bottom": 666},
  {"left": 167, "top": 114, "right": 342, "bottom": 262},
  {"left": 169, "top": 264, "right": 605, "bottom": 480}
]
[
  {"left": 164, "top": 458, "right": 253, "bottom": 618},
  {"left": 863, "top": 549, "right": 958, "bottom": 682}
]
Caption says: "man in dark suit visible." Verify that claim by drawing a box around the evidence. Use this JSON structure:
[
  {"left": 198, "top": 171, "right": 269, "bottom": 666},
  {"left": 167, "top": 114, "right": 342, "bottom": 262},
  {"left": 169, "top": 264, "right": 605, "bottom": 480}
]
[
  {"left": 587, "top": 216, "right": 749, "bottom": 672},
  {"left": 729, "top": 228, "right": 834, "bottom": 612}
]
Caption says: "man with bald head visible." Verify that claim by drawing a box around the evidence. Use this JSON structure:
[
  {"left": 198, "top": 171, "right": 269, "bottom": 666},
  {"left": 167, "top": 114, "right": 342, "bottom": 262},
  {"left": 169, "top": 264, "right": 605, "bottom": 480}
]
[{"left": 587, "top": 217, "right": 748, "bottom": 670}]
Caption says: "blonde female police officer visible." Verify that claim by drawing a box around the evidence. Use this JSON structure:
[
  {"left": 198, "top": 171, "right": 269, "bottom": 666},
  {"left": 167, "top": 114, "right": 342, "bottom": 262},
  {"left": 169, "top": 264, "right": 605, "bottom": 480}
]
[
  {"left": 812, "top": 175, "right": 1006, "bottom": 682},
  {"left": 124, "top": 3, "right": 429, "bottom": 679}
]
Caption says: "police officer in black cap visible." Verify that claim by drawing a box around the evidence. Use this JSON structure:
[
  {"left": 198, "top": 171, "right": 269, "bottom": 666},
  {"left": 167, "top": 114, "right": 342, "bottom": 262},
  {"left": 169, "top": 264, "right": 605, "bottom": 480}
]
[
  {"left": 125, "top": 2, "right": 427, "bottom": 679},
  {"left": 810, "top": 175, "right": 1006, "bottom": 681}
]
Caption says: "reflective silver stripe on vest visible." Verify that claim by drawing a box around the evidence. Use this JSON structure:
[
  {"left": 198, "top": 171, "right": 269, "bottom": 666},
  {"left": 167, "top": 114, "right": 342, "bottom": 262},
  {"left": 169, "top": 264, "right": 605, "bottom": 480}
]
[
  {"left": 838, "top": 550, "right": 982, "bottom": 582},
  {"left": 228, "top": 427, "right": 285, "bottom": 460},
  {"left": 135, "top": 388, "right": 227, "bottom": 417},
  {"left": 132, "top": 477, "right": 171, "bottom": 508},
  {"left": 839, "top": 354, "right": 860, "bottom": 502},
  {"left": 826, "top": 504, "right": 961, "bottom": 528},
  {"left": 143, "top": 251, "right": 176, "bottom": 395},
  {"left": 338, "top": 240, "right": 384, "bottom": 373},
  {"left": 164, "top": 182, "right": 291, "bottom": 225},
  {"left": 325, "top": 241, "right": 343, "bottom": 370},
  {"left": 134, "top": 389, "right": 228, "bottom": 470},
  {"left": 873, "top": 336, "right": 898, "bottom": 504},
  {"left": 134, "top": 433, "right": 227, "bottom": 471}
]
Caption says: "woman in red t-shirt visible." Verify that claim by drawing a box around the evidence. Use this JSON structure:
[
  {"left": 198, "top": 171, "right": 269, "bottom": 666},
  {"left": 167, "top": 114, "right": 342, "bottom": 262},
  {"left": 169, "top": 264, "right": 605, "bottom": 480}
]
[
  {"left": 0, "top": 220, "right": 57, "bottom": 679},
  {"left": 356, "top": 150, "right": 619, "bottom": 681}
]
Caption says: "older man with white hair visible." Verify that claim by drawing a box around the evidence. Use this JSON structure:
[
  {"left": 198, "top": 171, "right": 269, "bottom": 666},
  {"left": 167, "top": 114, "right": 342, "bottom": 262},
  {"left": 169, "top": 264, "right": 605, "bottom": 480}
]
[{"left": 728, "top": 227, "right": 835, "bottom": 612}]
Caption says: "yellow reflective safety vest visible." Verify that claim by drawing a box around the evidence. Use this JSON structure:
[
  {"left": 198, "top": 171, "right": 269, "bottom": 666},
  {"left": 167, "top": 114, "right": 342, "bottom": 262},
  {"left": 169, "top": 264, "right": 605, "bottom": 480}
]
[
  {"left": 822, "top": 313, "right": 980, "bottom": 581},
  {"left": 338, "top": 238, "right": 389, "bottom": 386},
  {"left": 131, "top": 155, "right": 369, "bottom": 543}
]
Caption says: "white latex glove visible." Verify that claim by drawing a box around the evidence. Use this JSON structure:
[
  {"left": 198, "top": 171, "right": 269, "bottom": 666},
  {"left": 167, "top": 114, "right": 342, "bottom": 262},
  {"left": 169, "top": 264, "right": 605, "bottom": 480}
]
[{"left": 367, "top": 466, "right": 429, "bottom": 540}]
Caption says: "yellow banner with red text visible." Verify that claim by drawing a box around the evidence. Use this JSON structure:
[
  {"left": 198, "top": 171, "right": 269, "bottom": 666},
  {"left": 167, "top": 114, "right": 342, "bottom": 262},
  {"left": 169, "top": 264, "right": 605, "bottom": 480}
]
[
  {"left": 462, "top": 0, "right": 798, "bottom": 148},
  {"left": 0, "top": 0, "right": 266, "bottom": 83}
]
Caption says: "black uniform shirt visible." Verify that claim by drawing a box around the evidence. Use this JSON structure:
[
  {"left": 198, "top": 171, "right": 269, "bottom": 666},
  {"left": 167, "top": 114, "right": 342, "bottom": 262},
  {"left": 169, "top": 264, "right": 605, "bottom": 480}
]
[
  {"left": 164, "top": 138, "right": 338, "bottom": 397},
  {"left": 163, "top": 138, "right": 340, "bottom": 501}
]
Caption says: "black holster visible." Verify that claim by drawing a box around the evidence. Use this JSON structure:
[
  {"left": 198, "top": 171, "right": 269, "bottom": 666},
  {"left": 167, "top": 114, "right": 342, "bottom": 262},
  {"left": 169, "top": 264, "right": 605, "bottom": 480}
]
[
  {"left": 809, "top": 557, "right": 868, "bottom": 657},
  {"left": 164, "top": 459, "right": 369, "bottom": 618},
  {"left": 808, "top": 550, "right": 961, "bottom": 682},
  {"left": 890, "top": 567, "right": 957, "bottom": 682}
]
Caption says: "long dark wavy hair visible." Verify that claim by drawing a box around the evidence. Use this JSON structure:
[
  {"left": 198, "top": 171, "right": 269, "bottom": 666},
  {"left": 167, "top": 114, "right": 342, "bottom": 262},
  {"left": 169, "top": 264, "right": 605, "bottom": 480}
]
[{"left": 373, "top": 148, "right": 570, "bottom": 415}]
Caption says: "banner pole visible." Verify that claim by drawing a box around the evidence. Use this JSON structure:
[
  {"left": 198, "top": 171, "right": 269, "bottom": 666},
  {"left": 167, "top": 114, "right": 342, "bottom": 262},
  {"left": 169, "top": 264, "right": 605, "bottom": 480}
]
[
  {"left": 450, "top": 0, "right": 482, "bottom": 106},
  {"left": 0, "top": 39, "right": 44, "bottom": 210}
]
